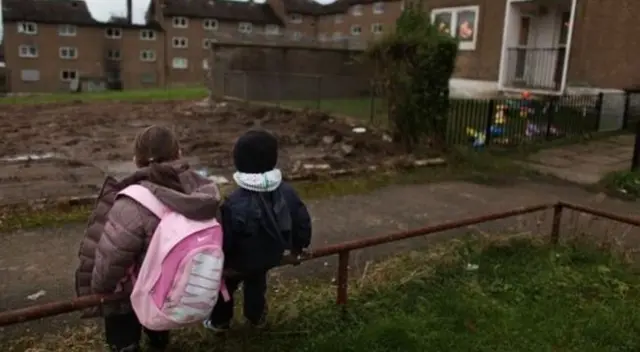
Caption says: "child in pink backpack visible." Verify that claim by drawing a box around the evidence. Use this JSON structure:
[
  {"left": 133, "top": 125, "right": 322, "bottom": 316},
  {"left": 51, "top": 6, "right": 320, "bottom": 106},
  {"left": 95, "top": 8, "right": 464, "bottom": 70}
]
[
  {"left": 203, "top": 128, "right": 312, "bottom": 332},
  {"left": 75, "top": 126, "right": 221, "bottom": 352}
]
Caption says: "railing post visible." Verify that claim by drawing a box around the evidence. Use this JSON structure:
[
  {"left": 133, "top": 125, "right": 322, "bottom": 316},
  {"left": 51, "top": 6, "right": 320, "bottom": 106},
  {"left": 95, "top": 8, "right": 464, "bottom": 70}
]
[
  {"left": 545, "top": 97, "right": 557, "bottom": 140},
  {"left": 336, "top": 251, "right": 350, "bottom": 310},
  {"left": 550, "top": 203, "right": 563, "bottom": 244},
  {"left": 631, "top": 120, "right": 640, "bottom": 172},
  {"left": 622, "top": 91, "right": 631, "bottom": 130},
  {"left": 594, "top": 92, "right": 604, "bottom": 132},
  {"left": 316, "top": 75, "right": 322, "bottom": 110},
  {"left": 484, "top": 99, "right": 496, "bottom": 146}
]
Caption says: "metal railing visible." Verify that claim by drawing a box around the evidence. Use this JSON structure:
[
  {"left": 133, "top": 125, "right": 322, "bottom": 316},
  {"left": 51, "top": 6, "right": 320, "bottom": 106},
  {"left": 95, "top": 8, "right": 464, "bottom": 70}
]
[
  {"left": 1, "top": 201, "right": 639, "bottom": 327},
  {"left": 504, "top": 47, "right": 567, "bottom": 91}
]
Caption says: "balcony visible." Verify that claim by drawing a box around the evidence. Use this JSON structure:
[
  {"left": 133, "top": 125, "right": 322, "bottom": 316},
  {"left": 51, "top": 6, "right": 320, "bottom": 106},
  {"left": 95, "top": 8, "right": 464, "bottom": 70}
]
[{"left": 503, "top": 47, "right": 566, "bottom": 92}]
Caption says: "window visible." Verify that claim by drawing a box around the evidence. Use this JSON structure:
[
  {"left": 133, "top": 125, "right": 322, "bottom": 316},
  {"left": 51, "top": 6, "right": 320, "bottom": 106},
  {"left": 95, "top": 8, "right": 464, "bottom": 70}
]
[
  {"left": 289, "top": 13, "right": 302, "bottom": 24},
  {"left": 291, "top": 32, "right": 302, "bottom": 41},
  {"left": 141, "top": 72, "right": 157, "bottom": 84},
  {"left": 172, "top": 37, "right": 188, "bottom": 48},
  {"left": 172, "top": 16, "right": 188, "bottom": 28},
  {"left": 140, "top": 29, "right": 156, "bottom": 40},
  {"left": 202, "top": 59, "right": 209, "bottom": 70},
  {"left": 140, "top": 50, "right": 156, "bottom": 62},
  {"left": 172, "top": 57, "right": 188, "bottom": 69},
  {"left": 431, "top": 6, "right": 479, "bottom": 50},
  {"left": 20, "top": 69, "right": 40, "bottom": 82},
  {"left": 351, "top": 5, "right": 363, "bottom": 16},
  {"left": 350, "top": 25, "right": 362, "bottom": 36},
  {"left": 238, "top": 22, "right": 252, "bottom": 34},
  {"left": 17, "top": 22, "right": 37, "bottom": 35},
  {"left": 332, "top": 32, "right": 343, "bottom": 41},
  {"left": 335, "top": 15, "right": 343, "bottom": 23},
  {"left": 58, "top": 24, "right": 77, "bottom": 36},
  {"left": 203, "top": 38, "right": 217, "bottom": 49},
  {"left": 18, "top": 45, "right": 38, "bottom": 58},
  {"left": 59, "top": 47, "right": 78, "bottom": 59},
  {"left": 371, "top": 23, "right": 383, "bottom": 35},
  {"left": 265, "top": 24, "right": 280, "bottom": 35},
  {"left": 107, "top": 49, "right": 121, "bottom": 61},
  {"left": 60, "top": 70, "right": 78, "bottom": 82},
  {"left": 105, "top": 28, "right": 122, "bottom": 39},
  {"left": 373, "top": 2, "right": 384, "bottom": 14},
  {"left": 203, "top": 19, "right": 218, "bottom": 31}
]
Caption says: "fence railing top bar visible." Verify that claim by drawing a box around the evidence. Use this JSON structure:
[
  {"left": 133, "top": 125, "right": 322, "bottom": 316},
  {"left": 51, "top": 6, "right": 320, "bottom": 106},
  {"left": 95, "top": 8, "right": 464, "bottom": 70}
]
[
  {"left": 3, "top": 201, "right": 640, "bottom": 327},
  {"left": 558, "top": 201, "right": 640, "bottom": 227}
]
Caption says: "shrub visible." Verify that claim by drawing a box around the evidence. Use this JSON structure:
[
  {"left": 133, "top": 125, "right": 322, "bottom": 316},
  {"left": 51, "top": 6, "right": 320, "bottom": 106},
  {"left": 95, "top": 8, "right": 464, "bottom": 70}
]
[{"left": 365, "top": 7, "right": 458, "bottom": 152}]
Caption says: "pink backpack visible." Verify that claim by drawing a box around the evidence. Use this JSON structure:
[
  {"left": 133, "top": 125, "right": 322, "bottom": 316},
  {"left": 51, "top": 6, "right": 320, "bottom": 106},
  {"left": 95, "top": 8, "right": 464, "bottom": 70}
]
[{"left": 117, "top": 185, "right": 229, "bottom": 331}]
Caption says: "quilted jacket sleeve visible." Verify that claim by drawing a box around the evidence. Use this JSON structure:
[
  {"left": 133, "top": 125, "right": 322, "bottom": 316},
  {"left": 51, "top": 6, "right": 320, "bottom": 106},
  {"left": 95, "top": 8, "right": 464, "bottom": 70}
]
[{"left": 91, "top": 197, "right": 157, "bottom": 294}]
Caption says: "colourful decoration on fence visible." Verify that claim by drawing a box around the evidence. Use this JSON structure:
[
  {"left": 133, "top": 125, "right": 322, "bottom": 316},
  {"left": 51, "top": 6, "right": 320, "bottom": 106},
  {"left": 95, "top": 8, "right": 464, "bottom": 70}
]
[{"left": 466, "top": 92, "right": 562, "bottom": 147}]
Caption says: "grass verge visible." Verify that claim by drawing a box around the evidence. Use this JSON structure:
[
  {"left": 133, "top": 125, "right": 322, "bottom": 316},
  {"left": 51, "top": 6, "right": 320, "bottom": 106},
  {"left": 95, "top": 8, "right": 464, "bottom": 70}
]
[
  {"left": 597, "top": 170, "right": 640, "bottom": 201},
  {"left": 0, "top": 87, "right": 208, "bottom": 105},
  {"left": 9, "top": 235, "right": 640, "bottom": 351}
]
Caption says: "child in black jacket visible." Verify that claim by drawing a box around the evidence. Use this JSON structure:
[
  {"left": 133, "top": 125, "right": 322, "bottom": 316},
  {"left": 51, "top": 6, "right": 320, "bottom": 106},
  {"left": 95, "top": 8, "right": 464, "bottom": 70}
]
[{"left": 204, "top": 128, "right": 312, "bottom": 332}]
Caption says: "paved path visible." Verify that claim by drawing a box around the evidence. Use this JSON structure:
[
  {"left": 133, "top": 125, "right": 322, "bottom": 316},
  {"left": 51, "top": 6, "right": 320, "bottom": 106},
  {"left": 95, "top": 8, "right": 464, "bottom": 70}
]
[
  {"left": 526, "top": 134, "right": 633, "bottom": 184},
  {"left": 2, "top": 180, "right": 640, "bottom": 342}
]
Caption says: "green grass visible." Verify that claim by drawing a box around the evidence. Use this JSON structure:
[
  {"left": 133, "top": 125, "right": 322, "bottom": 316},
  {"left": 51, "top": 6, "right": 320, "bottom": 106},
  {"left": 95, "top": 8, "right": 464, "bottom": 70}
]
[
  {"left": 0, "top": 87, "right": 208, "bottom": 105},
  {"left": 11, "top": 236, "right": 640, "bottom": 351}
]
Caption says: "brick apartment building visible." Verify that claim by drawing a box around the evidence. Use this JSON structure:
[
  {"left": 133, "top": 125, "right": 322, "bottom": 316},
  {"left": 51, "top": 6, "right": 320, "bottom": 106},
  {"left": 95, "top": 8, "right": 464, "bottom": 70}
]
[{"left": 2, "top": 0, "right": 404, "bottom": 93}]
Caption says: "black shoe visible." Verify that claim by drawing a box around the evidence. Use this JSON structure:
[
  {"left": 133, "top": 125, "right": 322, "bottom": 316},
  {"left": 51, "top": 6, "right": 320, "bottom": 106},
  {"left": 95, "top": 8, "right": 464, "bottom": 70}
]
[{"left": 203, "top": 319, "right": 231, "bottom": 333}]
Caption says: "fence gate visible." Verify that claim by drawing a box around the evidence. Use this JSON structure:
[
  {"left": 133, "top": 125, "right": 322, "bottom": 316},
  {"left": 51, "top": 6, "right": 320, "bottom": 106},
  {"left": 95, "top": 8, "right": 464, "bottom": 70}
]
[
  {"left": 598, "top": 93, "right": 626, "bottom": 132},
  {"left": 625, "top": 89, "right": 640, "bottom": 129}
]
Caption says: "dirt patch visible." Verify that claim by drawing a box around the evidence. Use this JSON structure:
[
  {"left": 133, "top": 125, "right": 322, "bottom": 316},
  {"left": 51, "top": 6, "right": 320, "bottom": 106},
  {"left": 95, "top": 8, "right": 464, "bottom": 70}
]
[{"left": 0, "top": 99, "right": 409, "bottom": 204}]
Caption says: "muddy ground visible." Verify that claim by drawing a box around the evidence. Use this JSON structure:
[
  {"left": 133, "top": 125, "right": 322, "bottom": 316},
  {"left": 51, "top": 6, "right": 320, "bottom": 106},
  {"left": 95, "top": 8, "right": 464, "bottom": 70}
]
[{"left": 0, "top": 100, "right": 404, "bottom": 205}]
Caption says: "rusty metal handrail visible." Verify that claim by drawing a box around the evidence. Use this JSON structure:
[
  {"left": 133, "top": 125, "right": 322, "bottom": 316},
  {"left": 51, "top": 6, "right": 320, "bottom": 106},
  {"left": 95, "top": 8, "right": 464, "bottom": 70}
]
[
  {"left": 0, "top": 203, "right": 553, "bottom": 327},
  {"left": 1, "top": 201, "right": 639, "bottom": 327}
]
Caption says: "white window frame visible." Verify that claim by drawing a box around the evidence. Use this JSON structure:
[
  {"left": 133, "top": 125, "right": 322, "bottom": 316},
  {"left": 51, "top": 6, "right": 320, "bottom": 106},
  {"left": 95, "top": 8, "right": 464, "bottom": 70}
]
[
  {"left": 105, "top": 27, "right": 122, "bottom": 39},
  {"left": 60, "top": 70, "right": 78, "bottom": 82},
  {"left": 107, "top": 49, "right": 121, "bottom": 61},
  {"left": 172, "top": 57, "right": 188, "bottom": 69},
  {"left": 140, "top": 29, "right": 156, "bottom": 40},
  {"left": 265, "top": 24, "right": 280, "bottom": 35},
  {"left": 17, "top": 22, "right": 37, "bottom": 35},
  {"left": 58, "top": 24, "right": 77, "bottom": 37},
  {"left": 20, "top": 69, "right": 40, "bottom": 82},
  {"left": 203, "top": 38, "right": 217, "bottom": 49},
  {"left": 371, "top": 23, "right": 383, "bottom": 35},
  {"left": 203, "top": 19, "right": 218, "bottom": 31},
  {"left": 289, "top": 13, "right": 303, "bottom": 24},
  {"left": 18, "top": 45, "right": 38, "bottom": 58},
  {"left": 350, "top": 25, "right": 362, "bottom": 36},
  {"left": 373, "top": 2, "right": 384, "bottom": 14},
  {"left": 431, "top": 5, "right": 480, "bottom": 51},
  {"left": 202, "top": 58, "right": 209, "bottom": 70},
  {"left": 172, "top": 16, "right": 188, "bottom": 28},
  {"left": 140, "top": 50, "right": 156, "bottom": 62},
  {"left": 351, "top": 5, "right": 363, "bottom": 16},
  {"left": 59, "top": 46, "right": 78, "bottom": 60},
  {"left": 335, "top": 14, "right": 343, "bottom": 24},
  {"left": 172, "top": 37, "right": 189, "bottom": 49},
  {"left": 238, "top": 22, "right": 252, "bottom": 34}
]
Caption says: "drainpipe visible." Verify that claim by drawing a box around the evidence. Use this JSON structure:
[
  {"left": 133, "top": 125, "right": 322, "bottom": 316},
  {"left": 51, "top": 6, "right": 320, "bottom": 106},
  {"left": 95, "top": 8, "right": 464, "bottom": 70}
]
[
  {"left": 126, "top": 0, "right": 133, "bottom": 25},
  {"left": 559, "top": 0, "right": 577, "bottom": 94}
]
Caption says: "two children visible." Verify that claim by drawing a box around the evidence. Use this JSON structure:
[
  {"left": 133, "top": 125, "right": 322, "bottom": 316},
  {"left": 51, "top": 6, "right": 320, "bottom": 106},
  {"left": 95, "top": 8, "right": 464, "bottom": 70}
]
[{"left": 75, "top": 126, "right": 312, "bottom": 352}]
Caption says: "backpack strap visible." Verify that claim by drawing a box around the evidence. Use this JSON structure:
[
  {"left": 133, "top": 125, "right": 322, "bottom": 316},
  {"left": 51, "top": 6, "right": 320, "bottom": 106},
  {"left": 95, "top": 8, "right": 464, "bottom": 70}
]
[{"left": 118, "top": 184, "right": 167, "bottom": 219}]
